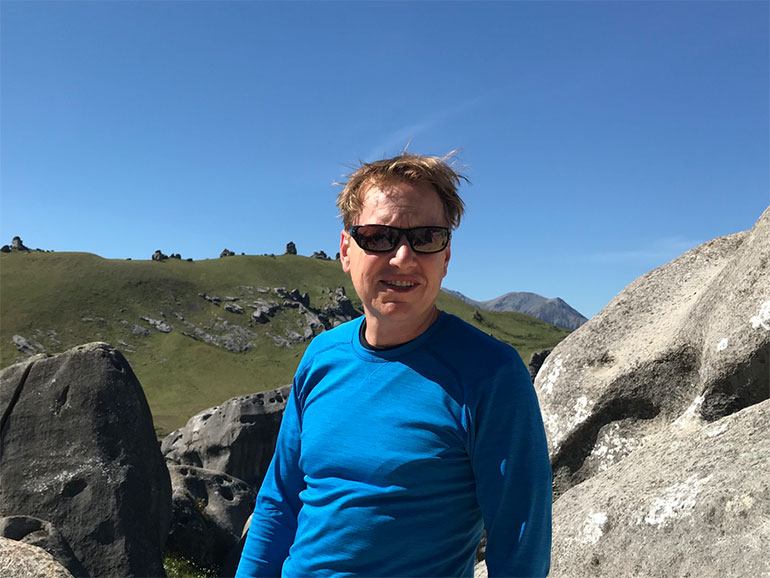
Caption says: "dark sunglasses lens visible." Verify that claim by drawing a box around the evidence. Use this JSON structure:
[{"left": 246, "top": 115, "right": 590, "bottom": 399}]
[
  {"left": 353, "top": 225, "right": 399, "bottom": 252},
  {"left": 409, "top": 227, "right": 449, "bottom": 253}
]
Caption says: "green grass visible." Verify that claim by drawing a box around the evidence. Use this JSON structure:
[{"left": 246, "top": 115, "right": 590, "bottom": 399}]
[
  {"left": 163, "top": 554, "right": 218, "bottom": 578},
  {"left": 1, "top": 251, "right": 569, "bottom": 435}
]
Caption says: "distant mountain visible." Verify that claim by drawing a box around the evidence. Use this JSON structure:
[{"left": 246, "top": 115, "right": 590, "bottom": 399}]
[{"left": 443, "top": 289, "right": 588, "bottom": 331}]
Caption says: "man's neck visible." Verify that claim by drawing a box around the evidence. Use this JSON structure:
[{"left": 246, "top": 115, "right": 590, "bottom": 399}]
[{"left": 362, "top": 306, "right": 441, "bottom": 348}]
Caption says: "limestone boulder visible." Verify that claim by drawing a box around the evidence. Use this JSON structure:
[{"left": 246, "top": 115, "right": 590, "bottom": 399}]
[
  {"left": 0, "top": 516, "right": 87, "bottom": 577},
  {"left": 166, "top": 465, "right": 256, "bottom": 571},
  {"left": 550, "top": 399, "right": 770, "bottom": 578},
  {"left": 0, "top": 343, "right": 172, "bottom": 578},
  {"left": 535, "top": 207, "right": 770, "bottom": 497},
  {"left": 0, "top": 537, "right": 74, "bottom": 578},
  {"left": 162, "top": 385, "right": 291, "bottom": 488}
]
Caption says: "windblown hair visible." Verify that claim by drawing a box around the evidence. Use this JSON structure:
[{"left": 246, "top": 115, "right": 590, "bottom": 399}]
[{"left": 336, "top": 152, "right": 468, "bottom": 230}]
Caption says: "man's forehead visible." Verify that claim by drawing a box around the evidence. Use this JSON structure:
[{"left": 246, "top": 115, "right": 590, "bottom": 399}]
[{"left": 359, "top": 178, "right": 437, "bottom": 201}]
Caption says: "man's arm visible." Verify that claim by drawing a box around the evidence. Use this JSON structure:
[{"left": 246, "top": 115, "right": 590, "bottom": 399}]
[
  {"left": 470, "top": 355, "right": 552, "bottom": 577},
  {"left": 235, "top": 383, "right": 305, "bottom": 578}
]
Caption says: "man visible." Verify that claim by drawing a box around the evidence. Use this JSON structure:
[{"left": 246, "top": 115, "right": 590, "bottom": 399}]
[{"left": 236, "top": 152, "right": 552, "bottom": 577}]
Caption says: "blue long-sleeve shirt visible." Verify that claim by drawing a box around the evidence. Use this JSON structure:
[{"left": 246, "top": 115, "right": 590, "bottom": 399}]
[{"left": 236, "top": 312, "right": 552, "bottom": 577}]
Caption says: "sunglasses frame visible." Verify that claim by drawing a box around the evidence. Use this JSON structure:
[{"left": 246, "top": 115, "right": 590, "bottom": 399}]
[{"left": 348, "top": 224, "right": 451, "bottom": 254}]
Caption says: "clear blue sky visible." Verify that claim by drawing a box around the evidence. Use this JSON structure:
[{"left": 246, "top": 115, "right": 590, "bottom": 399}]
[{"left": 2, "top": 1, "right": 768, "bottom": 318}]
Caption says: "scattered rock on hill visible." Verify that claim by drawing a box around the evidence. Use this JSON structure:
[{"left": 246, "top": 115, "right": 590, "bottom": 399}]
[
  {"left": 152, "top": 249, "right": 168, "bottom": 261},
  {"left": 162, "top": 384, "right": 292, "bottom": 488},
  {"left": 311, "top": 250, "right": 331, "bottom": 260},
  {"left": 141, "top": 316, "right": 173, "bottom": 333},
  {"left": 0, "top": 343, "right": 172, "bottom": 578},
  {"left": 0, "top": 516, "right": 88, "bottom": 578},
  {"left": 220, "top": 249, "right": 235, "bottom": 258},
  {"left": 224, "top": 302, "right": 245, "bottom": 314},
  {"left": 0, "top": 537, "right": 74, "bottom": 578},
  {"left": 285, "top": 242, "right": 297, "bottom": 255},
  {"left": 180, "top": 317, "right": 257, "bottom": 353},
  {"left": 11, "top": 335, "right": 41, "bottom": 355},
  {"left": 321, "top": 286, "right": 360, "bottom": 326},
  {"left": 166, "top": 465, "right": 257, "bottom": 571}
]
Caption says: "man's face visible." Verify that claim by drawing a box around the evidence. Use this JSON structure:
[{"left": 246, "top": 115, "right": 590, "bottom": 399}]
[{"left": 340, "top": 179, "right": 451, "bottom": 346}]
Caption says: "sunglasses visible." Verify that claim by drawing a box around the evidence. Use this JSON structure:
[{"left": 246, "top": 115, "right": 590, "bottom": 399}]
[{"left": 348, "top": 224, "right": 451, "bottom": 254}]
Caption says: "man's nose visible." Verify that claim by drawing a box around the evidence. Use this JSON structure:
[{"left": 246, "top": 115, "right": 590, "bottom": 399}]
[{"left": 389, "top": 236, "right": 417, "bottom": 265}]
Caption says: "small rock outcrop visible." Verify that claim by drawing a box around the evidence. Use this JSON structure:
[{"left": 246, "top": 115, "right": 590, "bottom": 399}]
[
  {"left": 285, "top": 242, "right": 297, "bottom": 255},
  {"left": 0, "top": 343, "right": 172, "bottom": 578},
  {"left": 152, "top": 249, "right": 168, "bottom": 261},
  {"left": 528, "top": 349, "right": 551, "bottom": 382},
  {"left": 220, "top": 249, "right": 235, "bottom": 258},
  {"left": 141, "top": 315, "right": 172, "bottom": 333},
  {"left": 166, "top": 465, "right": 257, "bottom": 571},
  {"left": 1, "top": 236, "right": 40, "bottom": 253},
  {"left": 310, "top": 250, "right": 331, "bottom": 260},
  {"left": 0, "top": 537, "right": 74, "bottom": 578},
  {"left": 162, "top": 385, "right": 291, "bottom": 488}
]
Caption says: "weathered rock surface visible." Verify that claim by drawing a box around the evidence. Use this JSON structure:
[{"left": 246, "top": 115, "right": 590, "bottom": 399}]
[
  {"left": 220, "top": 248, "right": 235, "bottom": 258},
  {"left": 535, "top": 207, "right": 770, "bottom": 497},
  {"left": 550, "top": 399, "right": 770, "bottom": 578},
  {"left": 0, "top": 537, "right": 74, "bottom": 578},
  {"left": 0, "top": 516, "right": 88, "bottom": 577},
  {"left": 166, "top": 465, "right": 256, "bottom": 570},
  {"left": 0, "top": 343, "right": 172, "bottom": 578},
  {"left": 162, "top": 384, "right": 292, "bottom": 488},
  {"left": 285, "top": 242, "right": 297, "bottom": 255}
]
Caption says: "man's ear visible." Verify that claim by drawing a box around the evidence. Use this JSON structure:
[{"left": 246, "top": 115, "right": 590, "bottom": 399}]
[
  {"left": 340, "top": 230, "right": 351, "bottom": 274},
  {"left": 442, "top": 241, "right": 451, "bottom": 278}
]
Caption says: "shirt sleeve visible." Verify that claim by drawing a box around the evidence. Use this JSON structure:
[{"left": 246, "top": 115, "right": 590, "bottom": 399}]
[
  {"left": 235, "top": 380, "right": 305, "bottom": 578},
  {"left": 468, "top": 352, "right": 552, "bottom": 577}
]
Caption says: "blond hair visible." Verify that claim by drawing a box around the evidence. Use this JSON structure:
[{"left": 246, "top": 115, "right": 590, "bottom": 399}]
[{"left": 336, "top": 152, "right": 467, "bottom": 230}]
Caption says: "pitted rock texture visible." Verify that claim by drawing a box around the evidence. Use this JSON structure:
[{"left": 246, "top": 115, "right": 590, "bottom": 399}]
[
  {"left": 166, "top": 465, "right": 257, "bottom": 571},
  {"left": 0, "top": 516, "right": 88, "bottom": 577},
  {"left": 0, "top": 343, "right": 172, "bottom": 578},
  {"left": 162, "top": 384, "right": 291, "bottom": 488},
  {"left": 550, "top": 399, "right": 770, "bottom": 578},
  {"left": 0, "top": 537, "right": 74, "bottom": 578},
  {"left": 535, "top": 207, "right": 770, "bottom": 497}
]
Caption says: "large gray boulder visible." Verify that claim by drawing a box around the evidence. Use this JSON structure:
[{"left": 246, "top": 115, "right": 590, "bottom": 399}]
[
  {"left": 162, "top": 384, "right": 292, "bottom": 488},
  {"left": 0, "top": 516, "right": 88, "bottom": 577},
  {"left": 535, "top": 207, "right": 770, "bottom": 497},
  {"left": 0, "top": 343, "right": 172, "bottom": 578},
  {"left": 0, "top": 537, "right": 74, "bottom": 578},
  {"left": 166, "top": 465, "right": 256, "bottom": 571},
  {"left": 550, "top": 399, "right": 770, "bottom": 578}
]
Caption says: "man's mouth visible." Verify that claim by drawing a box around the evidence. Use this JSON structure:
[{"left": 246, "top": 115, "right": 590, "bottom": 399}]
[{"left": 383, "top": 280, "right": 416, "bottom": 288}]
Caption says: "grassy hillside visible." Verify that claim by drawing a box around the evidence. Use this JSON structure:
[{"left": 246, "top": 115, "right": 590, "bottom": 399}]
[{"left": 1, "top": 252, "right": 569, "bottom": 434}]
